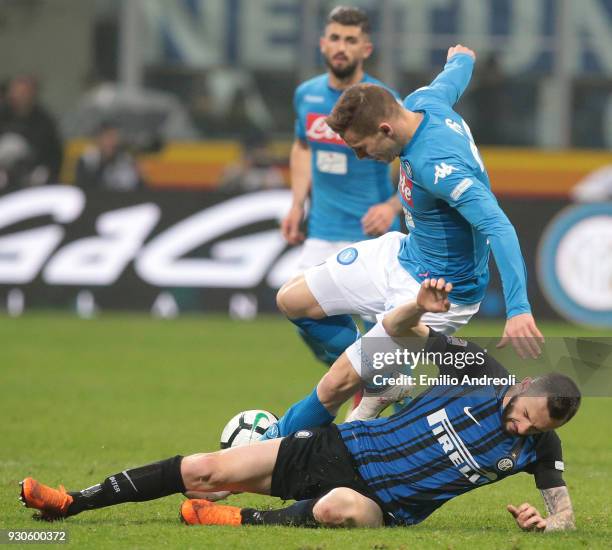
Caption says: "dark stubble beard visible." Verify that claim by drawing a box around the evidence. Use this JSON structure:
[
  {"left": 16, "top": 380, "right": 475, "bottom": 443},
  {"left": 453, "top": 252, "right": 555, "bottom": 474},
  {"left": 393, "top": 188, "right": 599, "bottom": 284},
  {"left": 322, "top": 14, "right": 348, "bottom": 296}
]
[
  {"left": 325, "top": 57, "right": 359, "bottom": 80},
  {"left": 501, "top": 394, "right": 518, "bottom": 435}
]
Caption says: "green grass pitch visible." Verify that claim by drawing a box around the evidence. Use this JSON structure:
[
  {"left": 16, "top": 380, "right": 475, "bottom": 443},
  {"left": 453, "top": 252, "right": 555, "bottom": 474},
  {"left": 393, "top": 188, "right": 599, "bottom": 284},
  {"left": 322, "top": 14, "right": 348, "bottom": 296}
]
[{"left": 1, "top": 314, "right": 610, "bottom": 549}]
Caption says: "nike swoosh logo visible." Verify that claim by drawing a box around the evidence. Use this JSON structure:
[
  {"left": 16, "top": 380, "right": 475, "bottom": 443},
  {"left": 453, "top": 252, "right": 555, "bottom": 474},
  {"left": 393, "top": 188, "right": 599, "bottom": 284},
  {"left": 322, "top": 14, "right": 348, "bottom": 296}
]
[
  {"left": 464, "top": 406, "right": 480, "bottom": 426},
  {"left": 249, "top": 412, "right": 268, "bottom": 440}
]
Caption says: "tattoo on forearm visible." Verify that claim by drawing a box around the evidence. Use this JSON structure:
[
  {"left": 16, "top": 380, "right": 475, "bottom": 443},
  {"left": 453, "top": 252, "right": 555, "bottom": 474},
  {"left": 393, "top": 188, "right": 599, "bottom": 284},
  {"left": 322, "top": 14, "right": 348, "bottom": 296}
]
[{"left": 540, "top": 487, "right": 575, "bottom": 531}]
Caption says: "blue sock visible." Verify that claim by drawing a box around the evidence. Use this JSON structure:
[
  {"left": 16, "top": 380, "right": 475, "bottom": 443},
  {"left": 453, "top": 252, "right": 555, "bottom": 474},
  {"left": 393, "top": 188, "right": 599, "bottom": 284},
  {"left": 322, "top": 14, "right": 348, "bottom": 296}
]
[
  {"left": 292, "top": 315, "right": 360, "bottom": 366},
  {"left": 260, "top": 387, "right": 334, "bottom": 439}
]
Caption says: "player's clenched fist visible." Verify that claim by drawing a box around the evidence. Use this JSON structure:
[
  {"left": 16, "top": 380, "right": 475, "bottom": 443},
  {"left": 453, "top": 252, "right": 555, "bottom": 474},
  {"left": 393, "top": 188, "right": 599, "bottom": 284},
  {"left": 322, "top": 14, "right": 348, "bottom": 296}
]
[
  {"left": 507, "top": 502, "right": 547, "bottom": 531},
  {"left": 447, "top": 44, "right": 476, "bottom": 61}
]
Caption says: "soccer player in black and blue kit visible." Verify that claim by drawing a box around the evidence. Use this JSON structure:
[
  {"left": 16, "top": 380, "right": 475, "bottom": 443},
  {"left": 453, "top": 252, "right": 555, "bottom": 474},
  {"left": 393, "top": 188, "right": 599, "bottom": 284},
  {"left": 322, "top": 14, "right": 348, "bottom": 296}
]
[{"left": 20, "top": 279, "right": 579, "bottom": 532}]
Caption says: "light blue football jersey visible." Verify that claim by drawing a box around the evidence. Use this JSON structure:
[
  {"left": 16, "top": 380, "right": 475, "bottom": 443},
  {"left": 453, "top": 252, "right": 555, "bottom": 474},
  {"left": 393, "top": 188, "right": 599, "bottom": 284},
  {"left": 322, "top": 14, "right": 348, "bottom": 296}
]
[
  {"left": 294, "top": 74, "right": 400, "bottom": 242},
  {"left": 396, "top": 54, "right": 530, "bottom": 317}
]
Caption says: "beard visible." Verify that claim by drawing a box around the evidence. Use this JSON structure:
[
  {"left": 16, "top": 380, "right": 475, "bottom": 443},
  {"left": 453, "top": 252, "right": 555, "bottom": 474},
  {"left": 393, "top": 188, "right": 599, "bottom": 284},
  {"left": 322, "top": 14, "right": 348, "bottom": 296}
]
[
  {"left": 501, "top": 394, "right": 518, "bottom": 435},
  {"left": 325, "top": 56, "right": 359, "bottom": 80}
]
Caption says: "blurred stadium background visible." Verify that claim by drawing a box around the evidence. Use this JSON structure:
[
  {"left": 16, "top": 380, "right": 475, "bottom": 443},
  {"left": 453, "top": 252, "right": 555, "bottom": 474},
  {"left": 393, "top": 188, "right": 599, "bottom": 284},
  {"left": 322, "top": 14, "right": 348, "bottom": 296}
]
[{"left": 0, "top": 0, "right": 610, "bottom": 326}]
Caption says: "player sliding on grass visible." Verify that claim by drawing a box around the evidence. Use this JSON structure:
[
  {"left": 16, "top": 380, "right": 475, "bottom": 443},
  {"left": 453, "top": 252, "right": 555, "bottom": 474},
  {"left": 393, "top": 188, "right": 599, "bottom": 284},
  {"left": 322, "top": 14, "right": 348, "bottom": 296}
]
[
  {"left": 20, "top": 280, "right": 579, "bottom": 531},
  {"left": 272, "top": 43, "right": 544, "bottom": 427}
]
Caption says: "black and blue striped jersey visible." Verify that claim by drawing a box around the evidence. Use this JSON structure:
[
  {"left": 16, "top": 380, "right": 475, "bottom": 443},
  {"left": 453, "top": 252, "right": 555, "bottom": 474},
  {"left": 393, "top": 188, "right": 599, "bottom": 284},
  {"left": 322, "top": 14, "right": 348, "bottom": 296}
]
[{"left": 338, "top": 331, "right": 565, "bottom": 526}]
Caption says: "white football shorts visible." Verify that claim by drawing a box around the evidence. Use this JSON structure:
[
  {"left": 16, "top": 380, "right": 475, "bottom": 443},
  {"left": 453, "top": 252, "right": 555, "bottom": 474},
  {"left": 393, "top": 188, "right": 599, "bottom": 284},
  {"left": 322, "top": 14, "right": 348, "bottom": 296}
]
[{"left": 303, "top": 231, "right": 480, "bottom": 335}]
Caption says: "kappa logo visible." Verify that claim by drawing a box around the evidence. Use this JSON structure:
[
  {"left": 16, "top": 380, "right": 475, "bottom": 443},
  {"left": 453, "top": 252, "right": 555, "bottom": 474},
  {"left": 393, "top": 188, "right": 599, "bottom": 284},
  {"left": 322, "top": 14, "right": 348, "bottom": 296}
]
[
  {"left": 306, "top": 113, "right": 345, "bottom": 145},
  {"left": 433, "top": 163, "right": 457, "bottom": 185}
]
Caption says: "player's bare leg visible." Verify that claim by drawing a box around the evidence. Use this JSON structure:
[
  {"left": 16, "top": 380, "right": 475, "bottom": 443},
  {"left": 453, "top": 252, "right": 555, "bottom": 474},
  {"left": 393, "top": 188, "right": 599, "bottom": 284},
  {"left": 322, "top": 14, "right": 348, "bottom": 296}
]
[
  {"left": 181, "top": 439, "right": 281, "bottom": 495},
  {"left": 316, "top": 353, "right": 363, "bottom": 415},
  {"left": 277, "top": 275, "right": 326, "bottom": 319},
  {"left": 19, "top": 440, "right": 282, "bottom": 521}
]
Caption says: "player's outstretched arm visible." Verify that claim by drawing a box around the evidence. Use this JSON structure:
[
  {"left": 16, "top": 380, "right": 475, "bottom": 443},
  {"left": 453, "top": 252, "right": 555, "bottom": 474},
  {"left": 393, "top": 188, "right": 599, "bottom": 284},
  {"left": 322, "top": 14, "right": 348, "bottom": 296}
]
[
  {"left": 382, "top": 278, "right": 452, "bottom": 338},
  {"left": 425, "top": 44, "right": 476, "bottom": 106},
  {"left": 281, "top": 139, "right": 311, "bottom": 244},
  {"left": 447, "top": 182, "right": 544, "bottom": 358},
  {"left": 507, "top": 486, "right": 575, "bottom": 532}
]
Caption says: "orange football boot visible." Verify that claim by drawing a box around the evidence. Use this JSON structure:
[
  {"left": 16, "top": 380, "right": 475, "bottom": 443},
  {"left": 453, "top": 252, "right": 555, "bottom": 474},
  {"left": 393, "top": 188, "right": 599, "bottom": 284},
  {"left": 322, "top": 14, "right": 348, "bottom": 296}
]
[
  {"left": 19, "top": 478, "right": 73, "bottom": 521},
  {"left": 180, "top": 499, "right": 242, "bottom": 526}
]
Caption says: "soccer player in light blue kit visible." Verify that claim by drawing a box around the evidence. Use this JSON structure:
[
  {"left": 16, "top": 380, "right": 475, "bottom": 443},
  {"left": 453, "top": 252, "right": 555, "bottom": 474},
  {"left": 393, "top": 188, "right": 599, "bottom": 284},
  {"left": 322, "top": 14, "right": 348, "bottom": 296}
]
[
  {"left": 266, "top": 45, "right": 545, "bottom": 437},
  {"left": 281, "top": 6, "right": 401, "bottom": 367}
]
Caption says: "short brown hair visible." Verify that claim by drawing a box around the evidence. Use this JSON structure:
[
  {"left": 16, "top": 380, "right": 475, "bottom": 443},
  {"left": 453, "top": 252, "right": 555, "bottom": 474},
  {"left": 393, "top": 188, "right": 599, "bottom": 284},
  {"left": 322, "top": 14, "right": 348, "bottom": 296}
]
[
  {"left": 529, "top": 372, "right": 582, "bottom": 423},
  {"left": 326, "top": 83, "right": 401, "bottom": 137},
  {"left": 327, "top": 6, "right": 371, "bottom": 34}
]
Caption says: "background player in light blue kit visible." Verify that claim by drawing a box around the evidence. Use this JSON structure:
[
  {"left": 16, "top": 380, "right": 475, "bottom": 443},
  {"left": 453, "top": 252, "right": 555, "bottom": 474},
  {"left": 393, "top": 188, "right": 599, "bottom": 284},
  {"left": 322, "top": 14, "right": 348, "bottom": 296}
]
[
  {"left": 268, "top": 45, "right": 545, "bottom": 435},
  {"left": 280, "top": 6, "right": 402, "bottom": 368}
]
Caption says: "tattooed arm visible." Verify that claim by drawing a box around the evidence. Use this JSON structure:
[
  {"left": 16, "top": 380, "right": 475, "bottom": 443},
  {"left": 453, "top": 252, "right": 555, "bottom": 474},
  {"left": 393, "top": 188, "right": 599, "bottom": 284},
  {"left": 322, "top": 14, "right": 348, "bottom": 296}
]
[
  {"left": 507, "top": 486, "right": 575, "bottom": 532},
  {"left": 540, "top": 486, "right": 575, "bottom": 532}
]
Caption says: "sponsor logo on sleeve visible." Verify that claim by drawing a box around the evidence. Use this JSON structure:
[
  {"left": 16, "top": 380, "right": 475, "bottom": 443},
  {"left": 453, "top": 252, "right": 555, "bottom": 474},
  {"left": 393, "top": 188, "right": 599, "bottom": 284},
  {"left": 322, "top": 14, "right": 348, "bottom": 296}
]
[{"left": 450, "top": 178, "right": 473, "bottom": 201}]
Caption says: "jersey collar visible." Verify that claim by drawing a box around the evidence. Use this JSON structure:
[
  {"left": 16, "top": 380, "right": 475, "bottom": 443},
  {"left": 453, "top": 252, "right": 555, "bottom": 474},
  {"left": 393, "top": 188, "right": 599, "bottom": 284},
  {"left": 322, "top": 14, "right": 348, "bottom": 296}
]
[{"left": 401, "top": 110, "right": 429, "bottom": 158}]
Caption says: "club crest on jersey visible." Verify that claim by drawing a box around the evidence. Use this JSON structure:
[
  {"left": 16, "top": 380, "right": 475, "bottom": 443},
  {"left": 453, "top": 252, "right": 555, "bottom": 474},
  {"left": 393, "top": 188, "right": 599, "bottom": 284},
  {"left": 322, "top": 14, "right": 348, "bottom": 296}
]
[
  {"left": 496, "top": 457, "right": 515, "bottom": 472},
  {"left": 399, "top": 161, "right": 414, "bottom": 207},
  {"left": 337, "top": 247, "right": 358, "bottom": 265},
  {"left": 306, "top": 113, "right": 345, "bottom": 145}
]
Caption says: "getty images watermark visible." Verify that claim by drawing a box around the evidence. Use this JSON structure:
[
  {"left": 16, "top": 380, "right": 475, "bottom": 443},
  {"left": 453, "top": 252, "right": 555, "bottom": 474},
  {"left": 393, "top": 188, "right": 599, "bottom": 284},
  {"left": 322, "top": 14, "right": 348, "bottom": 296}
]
[
  {"left": 358, "top": 336, "right": 612, "bottom": 396},
  {"left": 369, "top": 345, "right": 516, "bottom": 388}
]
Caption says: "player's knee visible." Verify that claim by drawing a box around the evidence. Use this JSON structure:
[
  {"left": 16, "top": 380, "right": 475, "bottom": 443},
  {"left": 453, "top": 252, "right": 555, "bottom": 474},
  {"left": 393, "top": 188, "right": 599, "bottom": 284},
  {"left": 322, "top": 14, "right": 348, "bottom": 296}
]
[
  {"left": 181, "top": 452, "right": 226, "bottom": 490},
  {"left": 313, "top": 488, "right": 382, "bottom": 528},
  {"left": 276, "top": 275, "right": 321, "bottom": 318},
  {"left": 313, "top": 496, "right": 347, "bottom": 526},
  {"left": 276, "top": 279, "right": 298, "bottom": 317}
]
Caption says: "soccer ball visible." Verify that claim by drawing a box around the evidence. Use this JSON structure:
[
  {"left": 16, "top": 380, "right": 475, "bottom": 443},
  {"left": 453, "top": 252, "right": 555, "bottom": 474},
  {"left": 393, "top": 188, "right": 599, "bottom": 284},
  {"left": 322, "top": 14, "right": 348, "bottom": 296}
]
[{"left": 220, "top": 409, "right": 278, "bottom": 449}]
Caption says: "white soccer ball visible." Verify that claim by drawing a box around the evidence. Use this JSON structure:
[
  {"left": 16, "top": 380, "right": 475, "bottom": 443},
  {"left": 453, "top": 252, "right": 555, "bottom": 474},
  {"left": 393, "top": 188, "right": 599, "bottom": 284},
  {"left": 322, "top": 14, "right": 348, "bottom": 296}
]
[{"left": 220, "top": 409, "right": 278, "bottom": 449}]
